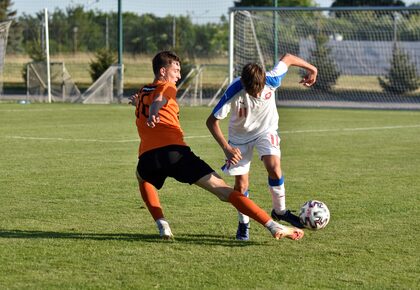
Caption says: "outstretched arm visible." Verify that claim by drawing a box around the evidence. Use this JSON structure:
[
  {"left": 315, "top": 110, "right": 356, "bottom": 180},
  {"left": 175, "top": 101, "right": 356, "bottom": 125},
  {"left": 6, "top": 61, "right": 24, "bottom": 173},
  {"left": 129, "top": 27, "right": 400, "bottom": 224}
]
[
  {"left": 146, "top": 94, "right": 167, "bottom": 128},
  {"left": 280, "top": 53, "right": 318, "bottom": 87},
  {"left": 128, "top": 92, "right": 139, "bottom": 106},
  {"left": 206, "top": 115, "right": 242, "bottom": 165}
]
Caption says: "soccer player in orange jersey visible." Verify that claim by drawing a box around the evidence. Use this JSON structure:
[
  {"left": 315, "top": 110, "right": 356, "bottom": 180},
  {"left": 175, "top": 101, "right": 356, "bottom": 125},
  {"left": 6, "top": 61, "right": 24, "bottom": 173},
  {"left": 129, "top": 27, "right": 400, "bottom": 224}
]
[{"left": 131, "top": 50, "right": 304, "bottom": 241}]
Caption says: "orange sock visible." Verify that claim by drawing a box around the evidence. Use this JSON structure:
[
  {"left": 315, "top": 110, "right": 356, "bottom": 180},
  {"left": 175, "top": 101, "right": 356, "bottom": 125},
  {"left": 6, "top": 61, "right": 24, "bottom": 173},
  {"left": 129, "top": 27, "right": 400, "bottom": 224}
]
[
  {"left": 228, "top": 190, "right": 270, "bottom": 226},
  {"left": 139, "top": 181, "right": 164, "bottom": 221}
]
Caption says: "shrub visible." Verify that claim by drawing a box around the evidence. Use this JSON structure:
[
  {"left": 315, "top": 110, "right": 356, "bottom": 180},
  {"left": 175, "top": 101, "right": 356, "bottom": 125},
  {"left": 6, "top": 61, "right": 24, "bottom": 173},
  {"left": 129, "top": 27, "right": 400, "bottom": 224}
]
[
  {"left": 89, "top": 48, "right": 117, "bottom": 82},
  {"left": 378, "top": 44, "right": 419, "bottom": 94}
]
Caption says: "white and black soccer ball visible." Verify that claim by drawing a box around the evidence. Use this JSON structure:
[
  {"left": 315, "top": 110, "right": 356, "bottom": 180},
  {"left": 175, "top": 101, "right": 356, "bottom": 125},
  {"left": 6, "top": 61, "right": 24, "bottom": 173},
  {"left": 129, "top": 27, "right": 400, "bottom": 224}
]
[{"left": 299, "top": 200, "right": 330, "bottom": 230}]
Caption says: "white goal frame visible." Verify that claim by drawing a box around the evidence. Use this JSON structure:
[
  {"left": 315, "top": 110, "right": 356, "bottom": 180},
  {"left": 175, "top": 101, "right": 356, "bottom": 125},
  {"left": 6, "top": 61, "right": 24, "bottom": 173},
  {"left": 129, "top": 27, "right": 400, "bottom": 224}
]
[{"left": 0, "top": 20, "right": 11, "bottom": 95}]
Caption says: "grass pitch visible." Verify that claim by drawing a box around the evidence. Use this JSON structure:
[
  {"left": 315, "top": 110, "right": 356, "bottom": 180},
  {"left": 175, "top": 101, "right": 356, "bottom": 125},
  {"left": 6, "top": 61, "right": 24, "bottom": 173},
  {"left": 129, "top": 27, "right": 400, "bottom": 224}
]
[{"left": 0, "top": 104, "right": 419, "bottom": 289}]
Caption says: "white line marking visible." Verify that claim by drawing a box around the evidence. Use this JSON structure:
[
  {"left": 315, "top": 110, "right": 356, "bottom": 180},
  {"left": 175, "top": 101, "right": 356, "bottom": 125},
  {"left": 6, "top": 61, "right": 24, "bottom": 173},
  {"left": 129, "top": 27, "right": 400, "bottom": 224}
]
[
  {"left": 3, "top": 124, "right": 420, "bottom": 143},
  {"left": 184, "top": 135, "right": 212, "bottom": 139},
  {"left": 281, "top": 124, "right": 420, "bottom": 134},
  {"left": 5, "top": 136, "right": 138, "bottom": 143}
]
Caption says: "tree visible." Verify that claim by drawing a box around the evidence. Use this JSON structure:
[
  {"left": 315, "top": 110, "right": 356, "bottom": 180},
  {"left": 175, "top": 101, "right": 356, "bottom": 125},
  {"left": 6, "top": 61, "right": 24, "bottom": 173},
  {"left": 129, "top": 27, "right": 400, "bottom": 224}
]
[
  {"left": 65, "top": 6, "right": 102, "bottom": 52},
  {"left": 234, "top": 0, "right": 315, "bottom": 7},
  {"left": 331, "top": 0, "right": 406, "bottom": 19},
  {"left": 89, "top": 48, "right": 117, "bottom": 81},
  {"left": 0, "top": 0, "right": 16, "bottom": 19},
  {"left": 18, "top": 7, "right": 229, "bottom": 57},
  {"left": 378, "top": 45, "right": 419, "bottom": 94},
  {"left": 304, "top": 34, "right": 340, "bottom": 91},
  {"left": 0, "top": 0, "right": 23, "bottom": 53},
  {"left": 331, "top": 0, "right": 405, "bottom": 7}
]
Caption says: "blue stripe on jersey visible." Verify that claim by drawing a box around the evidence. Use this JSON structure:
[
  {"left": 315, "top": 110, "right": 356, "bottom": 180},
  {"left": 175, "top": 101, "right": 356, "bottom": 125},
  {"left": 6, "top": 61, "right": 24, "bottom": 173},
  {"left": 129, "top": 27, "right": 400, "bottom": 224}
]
[
  {"left": 266, "top": 72, "right": 287, "bottom": 88},
  {"left": 212, "top": 78, "right": 243, "bottom": 114},
  {"left": 268, "top": 175, "right": 284, "bottom": 186}
]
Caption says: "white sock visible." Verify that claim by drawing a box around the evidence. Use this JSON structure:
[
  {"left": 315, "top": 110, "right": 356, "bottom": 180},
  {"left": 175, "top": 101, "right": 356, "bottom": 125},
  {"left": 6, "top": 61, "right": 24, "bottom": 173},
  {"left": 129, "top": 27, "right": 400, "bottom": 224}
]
[
  {"left": 268, "top": 176, "right": 286, "bottom": 215},
  {"left": 238, "top": 190, "right": 250, "bottom": 224}
]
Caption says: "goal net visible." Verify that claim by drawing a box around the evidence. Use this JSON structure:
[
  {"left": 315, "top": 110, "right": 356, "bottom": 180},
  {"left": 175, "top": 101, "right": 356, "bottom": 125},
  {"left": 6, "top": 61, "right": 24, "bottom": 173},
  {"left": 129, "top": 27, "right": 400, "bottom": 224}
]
[
  {"left": 27, "top": 61, "right": 81, "bottom": 102},
  {"left": 177, "top": 64, "right": 229, "bottom": 107},
  {"left": 0, "top": 21, "right": 11, "bottom": 95},
  {"left": 80, "top": 65, "right": 120, "bottom": 104},
  {"left": 230, "top": 7, "right": 420, "bottom": 109}
]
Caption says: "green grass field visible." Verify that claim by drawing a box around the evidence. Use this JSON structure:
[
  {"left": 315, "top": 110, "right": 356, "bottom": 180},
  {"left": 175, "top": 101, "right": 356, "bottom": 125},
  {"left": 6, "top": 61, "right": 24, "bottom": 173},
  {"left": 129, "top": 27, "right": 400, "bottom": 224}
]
[{"left": 1, "top": 104, "right": 419, "bottom": 289}]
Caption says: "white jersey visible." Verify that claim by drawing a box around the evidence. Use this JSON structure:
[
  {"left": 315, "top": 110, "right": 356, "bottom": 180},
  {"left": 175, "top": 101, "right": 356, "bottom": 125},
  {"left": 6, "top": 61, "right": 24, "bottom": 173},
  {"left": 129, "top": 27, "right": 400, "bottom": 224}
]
[{"left": 212, "top": 61, "right": 288, "bottom": 145}]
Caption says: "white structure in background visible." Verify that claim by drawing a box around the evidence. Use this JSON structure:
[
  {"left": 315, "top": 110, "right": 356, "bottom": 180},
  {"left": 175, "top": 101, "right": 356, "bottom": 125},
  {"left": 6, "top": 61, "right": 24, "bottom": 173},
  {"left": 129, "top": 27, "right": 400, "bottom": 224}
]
[{"left": 0, "top": 21, "right": 11, "bottom": 95}]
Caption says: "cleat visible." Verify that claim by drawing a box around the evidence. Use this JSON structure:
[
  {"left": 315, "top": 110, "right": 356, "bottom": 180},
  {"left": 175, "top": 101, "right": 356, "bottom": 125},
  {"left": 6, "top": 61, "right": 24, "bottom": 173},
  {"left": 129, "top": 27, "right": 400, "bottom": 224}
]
[
  {"left": 157, "top": 219, "right": 174, "bottom": 240},
  {"left": 271, "top": 209, "right": 304, "bottom": 228},
  {"left": 269, "top": 221, "right": 304, "bottom": 241},
  {"left": 236, "top": 222, "right": 250, "bottom": 241}
]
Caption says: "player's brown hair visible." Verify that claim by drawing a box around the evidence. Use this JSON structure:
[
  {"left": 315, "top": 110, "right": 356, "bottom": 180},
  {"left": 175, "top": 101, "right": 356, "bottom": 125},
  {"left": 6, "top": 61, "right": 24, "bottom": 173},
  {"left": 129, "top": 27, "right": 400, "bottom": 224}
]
[
  {"left": 152, "top": 51, "right": 181, "bottom": 76},
  {"left": 241, "top": 63, "right": 266, "bottom": 98}
]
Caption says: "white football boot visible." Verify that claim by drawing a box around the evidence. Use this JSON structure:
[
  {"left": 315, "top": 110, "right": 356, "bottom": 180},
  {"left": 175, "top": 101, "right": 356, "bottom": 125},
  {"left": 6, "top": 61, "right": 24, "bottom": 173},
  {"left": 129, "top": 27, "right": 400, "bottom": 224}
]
[
  {"left": 156, "top": 219, "right": 174, "bottom": 240},
  {"left": 266, "top": 220, "right": 304, "bottom": 240}
]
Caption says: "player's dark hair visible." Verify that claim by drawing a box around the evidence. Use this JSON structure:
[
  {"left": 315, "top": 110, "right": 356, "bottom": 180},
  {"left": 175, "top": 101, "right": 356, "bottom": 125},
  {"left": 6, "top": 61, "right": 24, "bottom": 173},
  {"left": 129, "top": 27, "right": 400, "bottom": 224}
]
[
  {"left": 152, "top": 51, "right": 181, "bottom": 76},
  {"left": 241, "top": 63, "right": 266, "bottom": 98}
]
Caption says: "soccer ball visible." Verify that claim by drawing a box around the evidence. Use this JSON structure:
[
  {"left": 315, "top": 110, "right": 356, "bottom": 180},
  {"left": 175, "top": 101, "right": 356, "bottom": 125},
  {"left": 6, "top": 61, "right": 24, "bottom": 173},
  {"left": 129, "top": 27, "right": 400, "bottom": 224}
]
[{"left": 299, "top": 200, "right": 330, "bottom": 230}]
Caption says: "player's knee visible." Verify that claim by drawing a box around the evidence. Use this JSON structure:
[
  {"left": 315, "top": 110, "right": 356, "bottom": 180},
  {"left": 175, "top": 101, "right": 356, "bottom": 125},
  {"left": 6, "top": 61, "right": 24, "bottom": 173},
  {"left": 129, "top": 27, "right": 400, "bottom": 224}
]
[
  {"left": 234, "top": 183, "right": 248, "bottom": 194},
  {"left": 200, "top": 174, "right": 232, "bottom": 202}
]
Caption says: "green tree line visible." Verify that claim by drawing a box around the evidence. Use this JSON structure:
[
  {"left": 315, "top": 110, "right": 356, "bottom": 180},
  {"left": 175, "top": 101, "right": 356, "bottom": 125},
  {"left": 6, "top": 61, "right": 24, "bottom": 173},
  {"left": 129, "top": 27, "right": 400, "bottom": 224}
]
[
  {"left": 2, "top": 1, "right": 419, "bottom": 58},
  {"left": 8, "top": 5, "right": 229, "bottom": 59}
]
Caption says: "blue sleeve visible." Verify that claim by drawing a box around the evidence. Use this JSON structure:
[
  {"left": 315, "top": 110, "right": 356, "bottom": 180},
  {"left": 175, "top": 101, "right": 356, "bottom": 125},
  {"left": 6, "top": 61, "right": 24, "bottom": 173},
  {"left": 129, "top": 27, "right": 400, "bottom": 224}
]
[
  {"left": 265, "top": 72, "right": 287, "bottom": 88},
  {"left": 212, "top": 78, "right": 243, "bottom": 114},
  {"left": 265, "top": 61, "right": 288, "bottom": 89}
]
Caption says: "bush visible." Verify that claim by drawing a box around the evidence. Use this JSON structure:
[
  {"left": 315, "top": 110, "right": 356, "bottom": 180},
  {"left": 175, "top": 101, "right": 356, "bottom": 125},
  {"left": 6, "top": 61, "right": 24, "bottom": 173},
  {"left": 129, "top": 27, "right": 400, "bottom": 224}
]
[
  {"left": 89, "top": 48, "right": 117, "bottom": 82},
  {"left": 21, "top": 40, "right": 46, "bottom": 83},
  {"left": 378, "top": 44, "right": 419, "bottom": 94}
]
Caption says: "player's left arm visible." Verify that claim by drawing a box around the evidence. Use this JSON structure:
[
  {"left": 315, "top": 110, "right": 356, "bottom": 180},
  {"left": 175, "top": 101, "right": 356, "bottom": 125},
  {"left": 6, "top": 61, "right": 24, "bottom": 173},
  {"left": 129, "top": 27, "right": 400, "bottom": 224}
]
[
  {"left": 147, "top": 94, "right": 168, "bottom": 128},
  {"left": 280, "top": 53, "right": 318, "bottom": 87}
]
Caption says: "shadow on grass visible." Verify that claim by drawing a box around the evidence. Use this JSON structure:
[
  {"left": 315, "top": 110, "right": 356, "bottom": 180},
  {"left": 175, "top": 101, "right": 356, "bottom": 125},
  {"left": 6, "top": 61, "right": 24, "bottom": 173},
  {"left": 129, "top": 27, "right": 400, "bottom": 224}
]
[{"left": 0, "top": 229, "right": 266, "bottom": 247}]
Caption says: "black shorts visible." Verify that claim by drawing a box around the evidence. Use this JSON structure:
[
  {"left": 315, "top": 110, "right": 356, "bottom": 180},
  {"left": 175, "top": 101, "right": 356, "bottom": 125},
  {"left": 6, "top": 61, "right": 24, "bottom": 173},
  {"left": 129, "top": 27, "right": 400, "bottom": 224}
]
[{"left": 137, "top": 145, "right": 214, "bottom": 189}]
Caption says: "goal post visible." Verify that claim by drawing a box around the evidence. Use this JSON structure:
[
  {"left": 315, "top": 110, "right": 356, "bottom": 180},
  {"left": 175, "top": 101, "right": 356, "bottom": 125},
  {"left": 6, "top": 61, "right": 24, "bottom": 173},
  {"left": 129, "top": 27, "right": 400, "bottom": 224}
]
[
  {"left": 80, "top": 64, "right": 121, "bottom": 104},
  {"left": 228, "top": 6, "right": 420, "bottom": 109},
  {"left": 0, "top": 20, "right": 11, "bottom": 95},
  {"left": 26, "top": 61, "right": 81, "bottom": 102}
]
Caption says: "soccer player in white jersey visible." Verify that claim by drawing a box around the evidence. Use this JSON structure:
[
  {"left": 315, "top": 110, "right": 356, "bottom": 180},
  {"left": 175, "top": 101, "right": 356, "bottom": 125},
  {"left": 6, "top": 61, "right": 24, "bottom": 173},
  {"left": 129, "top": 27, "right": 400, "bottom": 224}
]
[{"left": 206, "top": 53, "right": 317, "bottom": 240}]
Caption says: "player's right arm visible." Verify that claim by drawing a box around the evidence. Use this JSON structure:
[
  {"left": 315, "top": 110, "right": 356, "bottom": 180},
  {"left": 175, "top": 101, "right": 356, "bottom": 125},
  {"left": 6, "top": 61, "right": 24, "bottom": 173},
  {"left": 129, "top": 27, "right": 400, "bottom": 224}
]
[
  {"left": 206, "top": 115, "right": 242, "bottom": 165},
  {"left": 280, "top": 53, "right": 317, "bottom": 87},
  {"left": 146, "top": 94, "right": 168, "bottom": 128}
]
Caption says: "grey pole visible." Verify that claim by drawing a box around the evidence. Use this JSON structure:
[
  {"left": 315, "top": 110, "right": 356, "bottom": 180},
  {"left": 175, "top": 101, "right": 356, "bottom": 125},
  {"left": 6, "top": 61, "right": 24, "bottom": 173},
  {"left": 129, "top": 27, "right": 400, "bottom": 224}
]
[{"left": 117, "top": 0, "right": 124, "bottom": 103}]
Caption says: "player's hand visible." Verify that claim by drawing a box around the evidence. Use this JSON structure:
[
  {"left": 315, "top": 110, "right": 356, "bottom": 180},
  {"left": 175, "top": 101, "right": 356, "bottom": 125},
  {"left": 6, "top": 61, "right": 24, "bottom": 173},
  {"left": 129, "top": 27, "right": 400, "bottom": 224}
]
[
  {"left": 146, "top": 114, "right": 160, "bottom": 128},
  {"left": 224, "top": 145, "right": 242, "bottom": 165},
  {"left": 300, "top": 68, "right": 318, "bottom": 87},
  {"left": 128, "top": 93, "right": 139, "bottom": 106}
]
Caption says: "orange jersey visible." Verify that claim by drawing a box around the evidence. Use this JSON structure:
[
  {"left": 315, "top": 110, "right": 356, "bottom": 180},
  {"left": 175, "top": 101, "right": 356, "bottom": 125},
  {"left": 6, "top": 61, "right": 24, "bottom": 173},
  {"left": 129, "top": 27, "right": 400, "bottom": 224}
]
[{"left": 135, "top": 80, "right": 186, "bottom": 156}]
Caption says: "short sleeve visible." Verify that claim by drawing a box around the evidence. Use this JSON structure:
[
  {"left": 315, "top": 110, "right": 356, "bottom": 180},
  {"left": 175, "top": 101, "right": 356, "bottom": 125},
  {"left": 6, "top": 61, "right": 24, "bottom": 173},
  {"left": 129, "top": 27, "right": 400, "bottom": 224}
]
[
  {"left": 265, "top": 61, "right": 288, "bottom": 89},
  {"left": 212, "top": 77, "right": 243, "bottom": 120}
]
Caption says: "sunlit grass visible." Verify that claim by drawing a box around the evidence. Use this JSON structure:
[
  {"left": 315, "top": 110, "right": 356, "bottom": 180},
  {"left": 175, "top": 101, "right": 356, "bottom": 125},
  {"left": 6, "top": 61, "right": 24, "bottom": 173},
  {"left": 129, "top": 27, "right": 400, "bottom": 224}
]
[{"left": 0, "top": 104, "right": 419, "bottom": 289}]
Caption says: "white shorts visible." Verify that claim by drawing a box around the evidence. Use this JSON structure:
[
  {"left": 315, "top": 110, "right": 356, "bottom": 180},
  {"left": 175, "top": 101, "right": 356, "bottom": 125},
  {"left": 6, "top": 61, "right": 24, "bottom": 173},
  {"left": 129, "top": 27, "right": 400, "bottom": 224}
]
[{"left": 222, "top": 131, "right": 281, "bottom": 176}]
